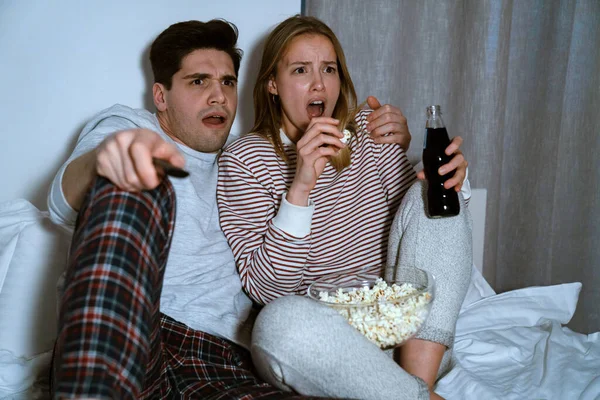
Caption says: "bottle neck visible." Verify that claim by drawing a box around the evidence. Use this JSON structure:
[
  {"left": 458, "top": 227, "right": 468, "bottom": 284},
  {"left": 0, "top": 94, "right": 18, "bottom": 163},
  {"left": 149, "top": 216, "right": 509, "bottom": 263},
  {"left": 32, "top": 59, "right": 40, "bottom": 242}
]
[
  {"left": 426, "top": 117, "right": 445, "bottom": 129},
  {"left": 426, "top": 105, "right": 446, "bottom": 129},
  {"left": 426, "top": 114, "right": 446, "bottom": 129}
]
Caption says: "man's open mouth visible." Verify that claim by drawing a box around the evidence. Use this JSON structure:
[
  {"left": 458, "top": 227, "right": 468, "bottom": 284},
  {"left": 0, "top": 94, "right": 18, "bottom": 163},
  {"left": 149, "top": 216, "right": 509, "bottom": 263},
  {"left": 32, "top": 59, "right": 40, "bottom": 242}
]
[{"left": 202, "top": 114, "right": 226, "bottom": 126}]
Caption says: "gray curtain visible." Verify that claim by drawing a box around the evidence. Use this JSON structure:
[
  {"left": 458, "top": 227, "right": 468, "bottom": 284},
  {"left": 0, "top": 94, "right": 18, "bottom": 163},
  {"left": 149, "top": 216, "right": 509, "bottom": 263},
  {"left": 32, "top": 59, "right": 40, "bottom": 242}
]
[{"left": 304, "top": 0, "right": 599, "bottom": 333}]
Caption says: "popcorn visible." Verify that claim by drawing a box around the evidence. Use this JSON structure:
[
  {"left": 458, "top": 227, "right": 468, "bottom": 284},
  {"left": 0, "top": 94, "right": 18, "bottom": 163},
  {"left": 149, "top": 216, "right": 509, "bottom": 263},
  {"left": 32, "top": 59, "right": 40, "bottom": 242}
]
[
  {"left": 340, "top": 128, "right": 352, "bottom": 144},
  {"left": 318, "top": 278, "right": 432, "bottom": 349}
]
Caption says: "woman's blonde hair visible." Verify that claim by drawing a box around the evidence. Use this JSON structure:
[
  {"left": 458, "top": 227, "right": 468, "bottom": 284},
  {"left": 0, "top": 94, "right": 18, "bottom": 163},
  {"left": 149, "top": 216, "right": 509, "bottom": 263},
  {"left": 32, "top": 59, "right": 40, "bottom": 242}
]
[{"left": 251, "top": 15, "right": 358, "bottom": 171}]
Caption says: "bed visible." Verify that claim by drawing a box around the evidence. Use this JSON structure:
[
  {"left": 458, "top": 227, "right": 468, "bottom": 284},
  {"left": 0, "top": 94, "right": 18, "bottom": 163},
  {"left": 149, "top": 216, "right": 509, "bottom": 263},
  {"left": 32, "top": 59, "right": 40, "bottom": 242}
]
[{"left": 0, "top": 192, "right": 598, "bottom": 399}]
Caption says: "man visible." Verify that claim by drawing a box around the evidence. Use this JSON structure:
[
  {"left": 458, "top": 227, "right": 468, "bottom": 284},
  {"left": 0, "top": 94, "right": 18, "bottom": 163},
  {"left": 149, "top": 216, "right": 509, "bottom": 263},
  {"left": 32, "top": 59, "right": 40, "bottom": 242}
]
[{"left": 48, "top": 19, "right": 319, "bottom": 399}]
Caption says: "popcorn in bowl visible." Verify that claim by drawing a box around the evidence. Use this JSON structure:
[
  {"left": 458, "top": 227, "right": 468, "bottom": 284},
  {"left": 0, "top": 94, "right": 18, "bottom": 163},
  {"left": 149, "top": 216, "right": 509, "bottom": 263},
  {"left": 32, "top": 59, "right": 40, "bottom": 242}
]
[{"left": 307, "top": 269, "right": 434, "bottom": 349}]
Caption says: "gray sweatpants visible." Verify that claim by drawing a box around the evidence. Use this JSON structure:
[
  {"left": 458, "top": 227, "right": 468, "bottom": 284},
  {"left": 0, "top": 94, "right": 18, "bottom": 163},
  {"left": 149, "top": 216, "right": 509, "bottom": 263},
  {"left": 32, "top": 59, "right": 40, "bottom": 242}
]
[{"left": 251, "top": 181, "right": 472, "bottom": 399}]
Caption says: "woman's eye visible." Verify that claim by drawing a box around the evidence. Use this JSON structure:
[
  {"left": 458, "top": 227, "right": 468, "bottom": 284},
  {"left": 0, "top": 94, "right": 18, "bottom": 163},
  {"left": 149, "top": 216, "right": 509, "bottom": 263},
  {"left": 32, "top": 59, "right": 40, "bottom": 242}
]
[
  {"left": 294, "top": 67, "right": 306, "bottom": 74},
  {"left": 325, "top": 66, "right": 336, "bottom": 74}
]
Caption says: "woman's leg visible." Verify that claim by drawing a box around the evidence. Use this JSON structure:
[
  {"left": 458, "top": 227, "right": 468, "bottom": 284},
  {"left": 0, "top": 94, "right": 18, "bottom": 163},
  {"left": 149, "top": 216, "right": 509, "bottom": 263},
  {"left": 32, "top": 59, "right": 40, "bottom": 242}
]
[
  {"left": 252, "top": 295, "right": 429, "bottom": 400},
  {"left": 387, "top": 180, "right": 472, "bottom": 382}
]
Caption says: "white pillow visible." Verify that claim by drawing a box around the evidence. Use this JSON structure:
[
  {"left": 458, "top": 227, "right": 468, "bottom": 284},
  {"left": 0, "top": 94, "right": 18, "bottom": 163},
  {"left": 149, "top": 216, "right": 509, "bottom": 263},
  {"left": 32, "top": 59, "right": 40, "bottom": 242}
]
[{"left": 0, "top": 199, "right": 70, "bottom": 357}]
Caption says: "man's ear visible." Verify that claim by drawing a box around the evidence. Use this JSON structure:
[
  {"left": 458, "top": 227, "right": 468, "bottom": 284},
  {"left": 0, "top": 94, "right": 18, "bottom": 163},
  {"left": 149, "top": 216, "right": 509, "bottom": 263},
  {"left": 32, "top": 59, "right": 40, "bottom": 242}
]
[
  {"left": 153, "top": 83, "right": 168, "bottom": 112},
  {"left": 267, "top": 76, "right": 278, "bottom": 96}
]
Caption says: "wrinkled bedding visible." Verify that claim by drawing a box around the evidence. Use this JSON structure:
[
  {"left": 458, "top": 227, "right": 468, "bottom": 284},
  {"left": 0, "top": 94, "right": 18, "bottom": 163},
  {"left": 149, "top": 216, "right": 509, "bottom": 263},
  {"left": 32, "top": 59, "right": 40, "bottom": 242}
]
[{"left": 1, "top": 200, "right": 598, "bottom": 399}]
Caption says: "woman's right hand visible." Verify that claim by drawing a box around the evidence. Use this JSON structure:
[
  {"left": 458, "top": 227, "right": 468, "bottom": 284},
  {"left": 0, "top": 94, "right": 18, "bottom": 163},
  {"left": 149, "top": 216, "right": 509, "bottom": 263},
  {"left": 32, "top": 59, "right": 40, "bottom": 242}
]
[{"left": 286, "top": 117, "right": 345, "bottom": 206}]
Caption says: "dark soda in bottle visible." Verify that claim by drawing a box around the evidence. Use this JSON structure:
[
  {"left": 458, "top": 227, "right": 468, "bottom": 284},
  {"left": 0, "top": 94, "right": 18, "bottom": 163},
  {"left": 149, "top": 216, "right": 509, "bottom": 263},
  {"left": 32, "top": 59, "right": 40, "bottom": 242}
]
[{"left": 422, "top": 105, "right": 460, "bottom": 218}]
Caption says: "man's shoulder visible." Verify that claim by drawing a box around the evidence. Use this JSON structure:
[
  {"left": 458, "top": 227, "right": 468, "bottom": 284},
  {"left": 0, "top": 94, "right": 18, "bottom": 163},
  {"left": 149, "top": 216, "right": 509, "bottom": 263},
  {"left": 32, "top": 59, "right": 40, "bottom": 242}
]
[
  {"left": 76, "top": 104, "right": 161, "bottom": 144},
  {"left": 91, "top": 104, "right": 158, "bottom": 129}
]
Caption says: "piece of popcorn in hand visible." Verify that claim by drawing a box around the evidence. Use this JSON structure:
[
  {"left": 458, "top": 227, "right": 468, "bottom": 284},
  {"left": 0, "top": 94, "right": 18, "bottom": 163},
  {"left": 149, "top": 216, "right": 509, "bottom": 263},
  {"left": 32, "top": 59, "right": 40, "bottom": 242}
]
[{"left": 340, "top": 128, "right": 352, "bottom": 144}]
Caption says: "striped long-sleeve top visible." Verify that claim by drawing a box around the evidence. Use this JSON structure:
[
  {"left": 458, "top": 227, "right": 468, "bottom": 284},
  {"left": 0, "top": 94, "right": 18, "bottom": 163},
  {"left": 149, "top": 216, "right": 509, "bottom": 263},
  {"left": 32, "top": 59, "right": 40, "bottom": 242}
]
[{"left": 217, "top": 109, "right": 417, "bottom": 305}]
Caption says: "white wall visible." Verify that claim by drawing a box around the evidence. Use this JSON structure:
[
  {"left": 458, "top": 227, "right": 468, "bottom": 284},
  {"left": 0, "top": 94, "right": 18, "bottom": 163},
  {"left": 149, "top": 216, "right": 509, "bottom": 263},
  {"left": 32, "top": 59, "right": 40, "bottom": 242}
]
[{"left": 0, "top": 0, "right": 301, "bottom": 210}]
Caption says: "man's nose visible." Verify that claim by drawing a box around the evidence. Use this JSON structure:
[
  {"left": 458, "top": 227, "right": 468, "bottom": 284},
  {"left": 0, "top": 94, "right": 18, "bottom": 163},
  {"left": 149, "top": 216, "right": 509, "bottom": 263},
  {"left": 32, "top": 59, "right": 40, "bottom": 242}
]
[{"left": 208, "top": 81, "right": 226, "bottom": 105}]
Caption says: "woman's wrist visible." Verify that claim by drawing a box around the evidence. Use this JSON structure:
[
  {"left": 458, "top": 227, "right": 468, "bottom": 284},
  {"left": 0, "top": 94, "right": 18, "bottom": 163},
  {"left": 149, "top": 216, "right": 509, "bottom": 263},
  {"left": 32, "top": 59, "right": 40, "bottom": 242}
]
[{"left": 286, "top": 183, "right": 311, "bottom": 206}]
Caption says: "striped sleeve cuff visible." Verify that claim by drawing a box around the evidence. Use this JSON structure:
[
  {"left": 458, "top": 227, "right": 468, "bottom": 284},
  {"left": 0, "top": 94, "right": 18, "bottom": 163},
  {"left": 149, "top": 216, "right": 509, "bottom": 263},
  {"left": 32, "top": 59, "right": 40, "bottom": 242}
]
[{"left": 271, "top": 192, "right": 314, "bottom": 238}]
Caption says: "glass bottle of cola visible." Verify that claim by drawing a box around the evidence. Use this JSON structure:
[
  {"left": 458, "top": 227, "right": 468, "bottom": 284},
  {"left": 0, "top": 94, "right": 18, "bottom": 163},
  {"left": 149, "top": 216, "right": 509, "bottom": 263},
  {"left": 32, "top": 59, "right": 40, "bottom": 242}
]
[{"left": 422, "top": 105, "right": 460, "bottom": 218}]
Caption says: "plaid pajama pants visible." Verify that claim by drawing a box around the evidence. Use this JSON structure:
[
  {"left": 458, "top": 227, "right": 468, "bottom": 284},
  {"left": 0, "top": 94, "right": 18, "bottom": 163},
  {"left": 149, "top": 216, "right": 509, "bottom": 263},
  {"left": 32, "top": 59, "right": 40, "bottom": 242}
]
[{"left": 52, "top": 176, "right": 325, "bottom": 399}]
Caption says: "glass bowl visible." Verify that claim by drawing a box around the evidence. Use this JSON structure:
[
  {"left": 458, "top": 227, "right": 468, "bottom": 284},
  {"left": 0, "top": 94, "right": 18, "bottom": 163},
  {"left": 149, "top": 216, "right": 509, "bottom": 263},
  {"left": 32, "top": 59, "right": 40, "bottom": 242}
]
[{"left": 307, "top": 268, "right": 435, "bottom": 350}]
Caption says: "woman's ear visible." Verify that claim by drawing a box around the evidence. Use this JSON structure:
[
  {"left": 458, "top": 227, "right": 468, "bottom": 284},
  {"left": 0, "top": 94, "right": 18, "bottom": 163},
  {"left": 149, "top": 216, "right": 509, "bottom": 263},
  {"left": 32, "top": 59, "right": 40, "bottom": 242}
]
[
  {"left": 267, "top": 76, "right": 278, "bottom": 96},
  {"left": 153, "top": 83, "right": 168, "bottom": 112}
]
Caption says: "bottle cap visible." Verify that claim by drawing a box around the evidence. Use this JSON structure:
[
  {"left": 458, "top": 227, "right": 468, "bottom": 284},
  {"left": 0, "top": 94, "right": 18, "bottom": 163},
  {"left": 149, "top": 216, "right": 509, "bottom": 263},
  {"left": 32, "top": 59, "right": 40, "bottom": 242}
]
[{"left": 426, "top": 105, "right": 441, "bottom": 115}]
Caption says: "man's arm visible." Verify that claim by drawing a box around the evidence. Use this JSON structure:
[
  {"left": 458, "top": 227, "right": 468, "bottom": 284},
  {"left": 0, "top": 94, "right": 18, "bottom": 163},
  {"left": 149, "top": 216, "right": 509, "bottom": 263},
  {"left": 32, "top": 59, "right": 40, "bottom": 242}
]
[
  {"left": 52, "top": 128, "right": 185, "bottom": 218},
  {"left": 62, "top": 149, "right": 98, "bottom": 211}
]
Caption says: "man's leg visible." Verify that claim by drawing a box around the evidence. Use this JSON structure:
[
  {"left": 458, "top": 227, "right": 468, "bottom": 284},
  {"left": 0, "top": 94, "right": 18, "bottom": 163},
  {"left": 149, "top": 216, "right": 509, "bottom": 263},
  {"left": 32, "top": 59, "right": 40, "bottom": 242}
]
[
  {"left": 52, "top": 177, "right": 176, "bottom": 399},
  {"left": 158, "top": 313, "right": 327, "bottom": 400}
]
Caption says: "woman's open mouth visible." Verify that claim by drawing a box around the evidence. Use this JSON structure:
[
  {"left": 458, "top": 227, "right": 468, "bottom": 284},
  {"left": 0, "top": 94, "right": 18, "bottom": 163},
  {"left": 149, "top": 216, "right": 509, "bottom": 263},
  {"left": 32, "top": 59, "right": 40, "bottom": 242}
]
[{"left": 307, "top": 100, "right": 325, "bottom": 118}]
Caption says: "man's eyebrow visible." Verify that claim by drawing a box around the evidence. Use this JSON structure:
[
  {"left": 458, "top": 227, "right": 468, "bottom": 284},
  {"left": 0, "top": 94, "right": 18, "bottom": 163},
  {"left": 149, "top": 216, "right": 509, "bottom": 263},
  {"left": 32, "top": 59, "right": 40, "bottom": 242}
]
[
  {"left": 181, "top": 72, "right": 237, "bottom": 82},
  {"left": 182, "top": 73, "right": 211, "bottom": 80},
  {"left": 222, "top": 74, "right": 237, "bottom": 82}
]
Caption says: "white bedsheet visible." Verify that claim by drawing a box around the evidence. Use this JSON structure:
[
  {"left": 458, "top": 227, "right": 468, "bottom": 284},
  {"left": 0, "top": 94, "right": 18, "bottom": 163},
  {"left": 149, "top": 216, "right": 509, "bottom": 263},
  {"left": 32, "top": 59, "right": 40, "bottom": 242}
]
[
  {"left": 437, "top": 270, "right": 600, "bottom": 400},
  {"left": 1, "top": 199, "right": 598, "bottom": 399}
]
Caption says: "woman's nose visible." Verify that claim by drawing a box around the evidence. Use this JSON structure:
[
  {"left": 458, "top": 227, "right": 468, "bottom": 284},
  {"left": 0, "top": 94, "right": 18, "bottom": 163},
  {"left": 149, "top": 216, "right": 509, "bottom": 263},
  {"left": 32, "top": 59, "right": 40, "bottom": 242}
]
[{"left": 311, "top": 72, "right": 325, "bottom": 91}]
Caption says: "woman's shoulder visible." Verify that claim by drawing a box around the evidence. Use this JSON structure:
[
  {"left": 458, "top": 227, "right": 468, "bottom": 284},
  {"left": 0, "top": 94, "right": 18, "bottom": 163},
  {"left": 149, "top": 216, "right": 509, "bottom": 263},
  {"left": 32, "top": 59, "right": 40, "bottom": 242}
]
[
  {"left": 354, "top": 107, "right": 373, "bottom": 125},
  {"left": 222, "top": 133, "right": 280, "bottom": 165},
  {"left": 351, "top": 108, "right": 373, "bottom": 142},
  {"left": 224, "top": 132, "right": 275, "bottom": 154}
]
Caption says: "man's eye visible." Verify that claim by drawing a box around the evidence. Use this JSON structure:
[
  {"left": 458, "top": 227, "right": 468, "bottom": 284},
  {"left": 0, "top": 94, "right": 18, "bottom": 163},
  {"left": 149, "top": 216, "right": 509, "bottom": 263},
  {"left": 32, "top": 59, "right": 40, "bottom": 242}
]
[
  {"left": 192, "top": 79, "right": 204, "bottom": 85},
  {"left": 223, "top": 80, "right": 236, "bottom": 87}
]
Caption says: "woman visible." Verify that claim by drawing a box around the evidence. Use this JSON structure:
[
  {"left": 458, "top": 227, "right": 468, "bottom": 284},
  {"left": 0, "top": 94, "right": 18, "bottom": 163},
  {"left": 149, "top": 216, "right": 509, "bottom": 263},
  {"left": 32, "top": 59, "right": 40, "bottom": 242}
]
[{"left": 217, "top": 15, "right": 471, "bottom": 400}]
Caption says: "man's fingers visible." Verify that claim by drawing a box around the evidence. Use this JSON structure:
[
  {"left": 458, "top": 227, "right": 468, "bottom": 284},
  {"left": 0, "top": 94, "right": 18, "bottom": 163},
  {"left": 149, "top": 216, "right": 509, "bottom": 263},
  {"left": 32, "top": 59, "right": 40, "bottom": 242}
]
[
  {"left": 445, "top": 136, "right": 463, "bottom": 156},
  {"left": 367, "top": 103, "right": 404, "bottom": 123},
  {"left": 130, "top": 141, "right": 161, "bottom": 189},
  {"left": 120, "top": 141, "right": 149, "bottom": 191},
  {"left": 416, "top": 170, "right": 426, "bottom": 180},
  {"left": 369, "top": 122, "right": 404, "bottom": 137},
  {"left": 151, "top": 141, "right": 186, "bottom": 173},
  {"left": 438, "top": 153, "right": 465, "bottom": 175},
  {"left": 366, "top": 96, "right": 382, "bottom": 110},
  {"left": 444, "top": 173, "right": 464, "bottom": 190},
  {"left": 97, "top": 140, "right": 131, "bottom": 189}
]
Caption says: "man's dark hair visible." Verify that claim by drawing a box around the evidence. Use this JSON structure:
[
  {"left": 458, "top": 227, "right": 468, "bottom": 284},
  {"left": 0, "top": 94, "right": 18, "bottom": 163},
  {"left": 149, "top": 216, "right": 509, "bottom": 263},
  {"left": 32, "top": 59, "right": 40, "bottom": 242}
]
[{"left": 150, "top": 19, "right": 242, "bottom": 89}]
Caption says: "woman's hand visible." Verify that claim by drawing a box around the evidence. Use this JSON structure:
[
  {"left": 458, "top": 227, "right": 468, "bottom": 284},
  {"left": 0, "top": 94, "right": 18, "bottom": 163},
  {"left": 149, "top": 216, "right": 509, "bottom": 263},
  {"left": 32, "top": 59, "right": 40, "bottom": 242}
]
[
  {"left": 365, "top": 96, "right": 411, "bottom": 150},
  {"left": 417, "top": 136, "right": 468, "bottom": 192},
  {"left": 286, "top": 117, "right": 345, "bottom": 206}
]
